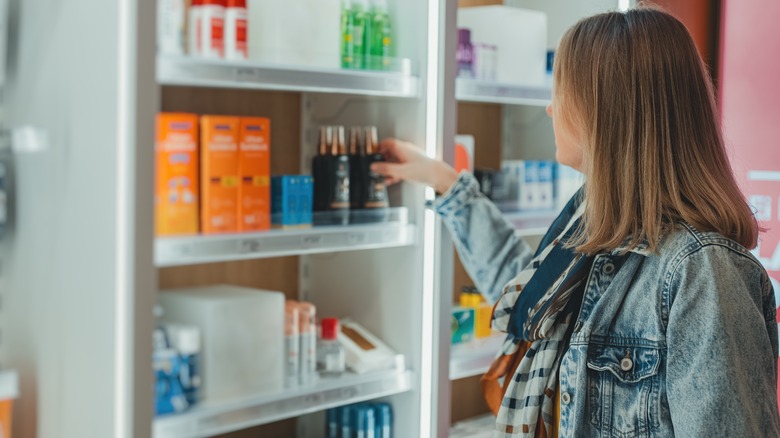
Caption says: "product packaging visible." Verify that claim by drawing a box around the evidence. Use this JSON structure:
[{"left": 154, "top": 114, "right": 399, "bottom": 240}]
[
  {"left": 456, "top": 28, "right": 475, "bottom": 79},
  {"left": 366, "top": 0, "right": 393, "bottom": 70},
  {"left": 351, "top": 404, "right": 376, "bottom": 438},
  {"left": 200, "top": 115, "right": 239, "bottom": 234},
  {"left": 165, "top": 324, "right": 202, "bottom": 406},
  {"left": 329, "top": 126, "right": 351, "bottom": 225},
  {"left": 188, "top": 0, "right": 204, "bottom": 55},
  {"left": 313, "top": 126, "right": 334, "bottom": 212},
  {"left": 458, "top": 6, "right": 547, "bottom": 86},
  {"left": 156, "top": 113, "right": 200, "bottom": 236},
  {"left": 451, "top": 307, "right": 475, "bottom": 344},
  {"left": 317, "top": 318, "right": 346, "bottom": 378},
  {"left": 153, "top": 326, "right": 189, "bottom": 415},
  {"left": 238, "top": 117, "right": 271, "bottom": 231},
  {"left": 298, "top": 301, "right": 318, "bottom": 386},
  {"left": 224, "top": 0, "right": 248, "bottom": 60},
  {"left": 272, "top": 175, "right": 313, "bottom": 228},
  {"left": 159, "top": 285, "right": 285, "bottom": 402},
  {"left": 201, "top": 0, "right": 226, "bottom": 59},
  {"left": 341, "top": 0, "right": 370, "bottom": 69},
  {"left": 284, "top": 301, "right": 301, "bottom": 388},
  {"left": 338, "top": 319, "right": 401, "bottom": 373},
  {"left": 158, "top": 0, "right": 186, "bottom": 55},
  {"left": 248, "top": 0, "right": 340, "bottom": 68}
]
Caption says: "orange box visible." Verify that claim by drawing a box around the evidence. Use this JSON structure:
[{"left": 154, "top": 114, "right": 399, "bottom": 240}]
[
  {"left": 156, "top": 113, "right": 200, "bottom": 236},
  {"left": 200, "top": 115, "right": 240, "bottom": 234},
  {"left": 238, "top": 117, "right": 271, "bottom": 231}
]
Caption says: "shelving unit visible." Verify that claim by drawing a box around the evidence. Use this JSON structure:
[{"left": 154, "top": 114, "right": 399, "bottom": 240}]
[
  {"left": 154, "top": 367, "right": 414, "bottom": 438},
  {"left": 449, "top": 335, "right": 504, "bottom": 381},
  {"left": 157, "top": 56, "right": 420, "bottom": 98},
  {"left": 456, "top": 78, "right": 551, "bottom": 106},
  {"left": 156, "top": 208, "right": 416, "bottom": 267}
]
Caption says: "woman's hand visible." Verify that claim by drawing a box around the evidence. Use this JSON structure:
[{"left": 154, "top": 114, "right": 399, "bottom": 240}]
[{"left": 371, "top": 138, "right": 460, "bottom": 194}]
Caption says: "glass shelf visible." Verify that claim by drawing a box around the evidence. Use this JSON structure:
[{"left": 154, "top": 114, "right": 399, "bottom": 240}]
[
  {"left": 157, "top": 56, "right": 420, "bottom": 98},
  {"left": 155, "top": 208, "right": 415, "bottom": 267},
  {"left": 456, "top": 78, "right": 551, "bottom": 107},
  {"left": 153, "top": 367, "right": 414, "bottom": 438},
  {"left": 449, "top": 335, "right": 505, "bottom": 381}
]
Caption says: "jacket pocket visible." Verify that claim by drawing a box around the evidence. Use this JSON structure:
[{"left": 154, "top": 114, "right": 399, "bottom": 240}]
[{"left": 587, "top": 343, "right": 661, "bottom": 438}]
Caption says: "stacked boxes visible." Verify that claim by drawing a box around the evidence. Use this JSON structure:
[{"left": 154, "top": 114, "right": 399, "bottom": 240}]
[
  {"left": 155, "top": 113, "right": 200, "bottom": 236},
  {"left": 155, "top": 113, "right": 275, "bottom": 236},
  {"left": 500, "top": 160, "right": 583, "bottom": 212},
  {"left": 200, "top": 116, "right": 240, "bottom": 234},
  {"left": 238, "top": 118, "right": 271, "bottom": 231}
]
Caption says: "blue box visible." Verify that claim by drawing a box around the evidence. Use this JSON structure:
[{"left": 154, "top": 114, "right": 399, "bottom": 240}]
[
  {"left": 451, "top": 307, "right": 475, "bottom": 344},
  {"left": 272, "top": 175, "right": 313, "bottom": 228},
  {"left": 372, "top": 403, "right": 393, "bottom": 438}
]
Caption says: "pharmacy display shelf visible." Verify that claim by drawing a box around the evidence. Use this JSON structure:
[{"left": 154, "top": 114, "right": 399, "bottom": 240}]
[
  {"left": 153, "top": 367, "right": 415, "bottom": 438},
  {"left": 155, "top": 208, "right": 415, "bottom": 267},
  {"left": 449, "top": 335, "right": 505, "bottom": 380},
  {"left": 456, "top": 78, "right": 551, "bottom": 107},
  {"left": 501, "top": 210, "right": 557, "bottom": 237},
  {"left": 157, "top": 56, "right": 420, "bottom": 98}
]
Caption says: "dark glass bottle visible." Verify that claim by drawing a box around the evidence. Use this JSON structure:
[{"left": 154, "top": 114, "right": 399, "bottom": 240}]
[
  {"left": 312, "top": 126, "right": 333, "bottom": 214},
  {"left": 349, "top": 127, "right": 367, "bottom": 212},
  {"left": 329, "top": 126, "right": 351, "bottom": 225},
  {"left": 362, "top": 126, "right": 389, "bottom": 222}
]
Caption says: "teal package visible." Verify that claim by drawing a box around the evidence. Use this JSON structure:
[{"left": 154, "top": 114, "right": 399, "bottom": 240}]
[{"left": 451, "top": 307, "right": 475, "bottom": 344}]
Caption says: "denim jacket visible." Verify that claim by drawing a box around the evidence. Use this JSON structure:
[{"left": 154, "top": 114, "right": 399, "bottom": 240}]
[{"left": 435, "top": 172, "right": 780, "bottom": 437}]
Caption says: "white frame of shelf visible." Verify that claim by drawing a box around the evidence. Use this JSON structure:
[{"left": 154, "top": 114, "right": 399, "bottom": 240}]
[
  {"left": 155, "top": 222, "right": 417, "bottom": 267},
  {"left": 449, "top": 335, "right": 505, "bottom": 381},
  {"left": 153, "top": 368, "right": 415, "bottom": 438},
  {"left": 157, "top": 56, "right": 420, "bottom": 98},
  {"left": 455, "top": 78, "right": 551, "bottom": 107}
]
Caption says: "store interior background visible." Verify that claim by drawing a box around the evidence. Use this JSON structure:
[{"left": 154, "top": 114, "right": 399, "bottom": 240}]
[{"left": 0, "top": 0, "right": 778, "bottom": 437}]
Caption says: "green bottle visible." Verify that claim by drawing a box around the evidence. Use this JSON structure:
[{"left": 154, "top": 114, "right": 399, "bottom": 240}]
[
  {"left": 367, "top": 0, "right": 392, "bottom": 71},
  {"left": 341, "top": 0, "right": 369, "bottom": 69}
]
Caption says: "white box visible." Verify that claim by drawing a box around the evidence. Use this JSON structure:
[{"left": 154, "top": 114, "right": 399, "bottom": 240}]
[
  {"left": 159, "top": 285, "right": 285, "bottom": 403},
  {"left": 538, "top": 161, "right": 554, "bottom": 211},
  {"left": 458, "top": 6, "right": 547, "bottom": 86},
  {"left": 247, "top": 0, "right": 341, "bottom": 69}
]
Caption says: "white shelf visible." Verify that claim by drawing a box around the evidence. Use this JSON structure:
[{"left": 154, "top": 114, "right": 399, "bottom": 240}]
[
  {"left": 501, "top": 210, "right": 557, "bottom": 237},
  {"left": 157, "top": 56, "right": 420, "bottom": 98},
  {"left": 153, "top": 368, "right": 414, "bottom": 438},
  {"left": 449, "top": 335, "right": 505, "bottom": 380},
  {"left": 456, "top": 79, "right": 551, "bottom": 107},
  {"left": 156, "top": 208, "right": 416, "bottom": 267}
]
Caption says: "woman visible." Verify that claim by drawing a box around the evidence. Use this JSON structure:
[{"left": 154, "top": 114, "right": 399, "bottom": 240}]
[{"left": 373, "top": 7, "right": 780, "bottom": 437}]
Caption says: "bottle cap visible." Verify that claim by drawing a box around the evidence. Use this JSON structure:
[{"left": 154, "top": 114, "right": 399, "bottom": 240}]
[
  {"left": 349, "top": 127, "right": 364, "bottom": 155},
  {"left": 191, "top": 0, "right": 204, "bottom": 5},
  {"left": 297, "top": 302, "right": 317, "bottom": 333},
  {"left": 202, "top": 0, "right": 226, "bottom": 5},
  {"left": 364, "top": 126, "right": 379, "bottom": 155},
  {"left": 285, "top": 301, "right": 300, "bottom": 336},
  {"left": 321, "top": 318, "right": 340, "bottom": 340},
  {"left": 227, "top": 0, "right": 246, "bottom": 7},
  {"left": 331, "top": 126, "right": 346, "bottom": 156}
]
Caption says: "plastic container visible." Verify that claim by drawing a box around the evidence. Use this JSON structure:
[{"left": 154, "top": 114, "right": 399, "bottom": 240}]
[
  {"left": 284, "top": 301, "right": 301, "bottom": 388},
  {"left": 201, "top": 0, "right": 226, "bottom": 59},
  {"left": 317, "top": 318, "right": 346, "bottom": 377},
  {"left": 188, "top": 0, "right": 204, "bottom": 55},
  {"left": 298, "top": 301, "right": 318, "bottom": 386},
  {"left": 456, "top": 28, "right": 474, "bottom": 79},
  {"left": 158, "top": 0, "right": 186, "bottom": 55},
  {"left": 225, "top": 0, "right": 248, "bottom": 60},
  {"left": 0, "top": 370, "right": 18, "bottom": 438},
  {"left": 248, "top": 0, "right": 340, "bottom": 68}
]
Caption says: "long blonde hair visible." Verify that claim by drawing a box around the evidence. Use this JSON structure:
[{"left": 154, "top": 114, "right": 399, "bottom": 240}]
[{"left": 554, "top": 6, "right": 758, "bottom": 254}]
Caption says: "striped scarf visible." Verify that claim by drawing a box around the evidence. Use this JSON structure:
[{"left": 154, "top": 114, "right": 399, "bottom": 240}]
[{"left": 491, "top": 192, "right": 591, "bottom": 437}]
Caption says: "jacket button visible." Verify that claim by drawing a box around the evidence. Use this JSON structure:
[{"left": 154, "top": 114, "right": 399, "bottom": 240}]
[
  {"left": 561, "top": 392, "right": 572, "bottom": 405},
  {"left": 620, "top": 357, "right": 633, "bottom": 371},
  {"left": 603, "top": 262, "right": 615, "bottom": 274}
]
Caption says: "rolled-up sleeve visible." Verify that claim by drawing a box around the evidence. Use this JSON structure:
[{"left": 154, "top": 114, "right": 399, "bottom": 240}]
[{"left": 432, "top": 171, "right": 534, "bottom": 303}]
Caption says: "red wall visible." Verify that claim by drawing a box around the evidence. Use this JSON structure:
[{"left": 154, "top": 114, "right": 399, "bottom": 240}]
[{"left": 719, "top": 0, "right": 780, "bottom": 404}]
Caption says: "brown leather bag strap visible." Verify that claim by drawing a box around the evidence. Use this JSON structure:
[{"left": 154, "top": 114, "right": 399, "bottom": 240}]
[{"left": 480, "top": 340, "right": 530, "bottom": 416}]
